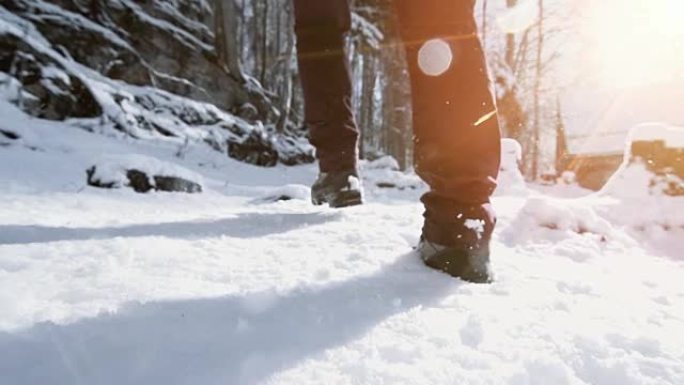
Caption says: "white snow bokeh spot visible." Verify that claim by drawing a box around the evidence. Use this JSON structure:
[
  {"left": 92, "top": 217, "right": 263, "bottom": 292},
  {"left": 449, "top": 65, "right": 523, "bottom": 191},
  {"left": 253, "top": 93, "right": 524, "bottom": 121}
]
[{"left": 417, "top": 39, "right": 453, "bottom": 77}]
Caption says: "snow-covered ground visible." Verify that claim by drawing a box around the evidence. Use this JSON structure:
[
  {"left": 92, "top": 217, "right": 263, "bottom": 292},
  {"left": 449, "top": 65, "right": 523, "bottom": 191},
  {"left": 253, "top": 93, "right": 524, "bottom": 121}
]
[{"left": 1, "top": 105, "right": 684, "bottom": 384}]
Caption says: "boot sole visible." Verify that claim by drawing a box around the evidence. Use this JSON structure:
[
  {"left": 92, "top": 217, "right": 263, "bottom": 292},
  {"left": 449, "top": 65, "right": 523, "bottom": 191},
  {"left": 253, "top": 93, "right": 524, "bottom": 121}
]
[
  {"left": 312, "top": 190, "right": 363, "bottom": 208},
  {"left": 330, "top": 190, "right": 363, "bottom": 208},
  {"left": 421, "top": 247, "right": 492, "bottom": 284}
]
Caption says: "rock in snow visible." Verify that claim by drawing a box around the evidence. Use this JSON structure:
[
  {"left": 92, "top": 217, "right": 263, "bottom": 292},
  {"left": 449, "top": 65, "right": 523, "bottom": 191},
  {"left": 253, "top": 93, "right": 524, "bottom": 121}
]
[
  {"left": 86, "top": 155, "right": 203, "bottom": 193},
  {"left": 0, "top": 128, "right": 20, "bottom": 140}
]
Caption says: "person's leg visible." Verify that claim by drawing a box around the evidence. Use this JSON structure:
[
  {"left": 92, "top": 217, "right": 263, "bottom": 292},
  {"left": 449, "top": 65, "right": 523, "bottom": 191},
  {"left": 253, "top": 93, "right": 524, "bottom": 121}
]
[
  {"left": 293, "top": 0, "right": 363, "bottom": 208},
  {"left": 394, "top": 0, "right": 501, "bottom": 281},
  {"left": 293, "top": 0, "right": 359, "bottom": 173}
]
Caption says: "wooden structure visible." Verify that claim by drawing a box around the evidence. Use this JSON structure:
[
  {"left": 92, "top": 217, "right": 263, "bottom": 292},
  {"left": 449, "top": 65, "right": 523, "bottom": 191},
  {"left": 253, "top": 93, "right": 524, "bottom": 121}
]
[
  {"left": 557, "top": 126, "right": 684, "bottom": 192},
  {"left": 556, "top": 83, "right": 684, "bottom": 191}
]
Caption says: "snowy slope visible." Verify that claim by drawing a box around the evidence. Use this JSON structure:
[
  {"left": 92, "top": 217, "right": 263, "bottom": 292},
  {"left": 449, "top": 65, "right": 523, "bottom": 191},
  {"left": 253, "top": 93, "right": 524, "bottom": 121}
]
[
  {"left": 1, "top": 105, "right": 684, "bottom": 384},
  {"left": 0, "top": 3, "right": 313, "bottom": 168}
]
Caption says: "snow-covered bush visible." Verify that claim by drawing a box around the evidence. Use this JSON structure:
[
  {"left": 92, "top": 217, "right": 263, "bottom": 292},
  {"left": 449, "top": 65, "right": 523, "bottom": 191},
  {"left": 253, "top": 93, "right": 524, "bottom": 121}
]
[
  {"left": 494, "top": 138, "right": 529, "bottom": 196},
  {"left": 502, "top": 195, "right": 617, "bottom": 246}
]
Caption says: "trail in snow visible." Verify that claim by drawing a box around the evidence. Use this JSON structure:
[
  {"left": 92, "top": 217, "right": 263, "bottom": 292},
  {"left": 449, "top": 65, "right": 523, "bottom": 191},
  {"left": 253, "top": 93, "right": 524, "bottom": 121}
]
[{"left": 1, "top": 105, "right": 684, "bottom": 384}]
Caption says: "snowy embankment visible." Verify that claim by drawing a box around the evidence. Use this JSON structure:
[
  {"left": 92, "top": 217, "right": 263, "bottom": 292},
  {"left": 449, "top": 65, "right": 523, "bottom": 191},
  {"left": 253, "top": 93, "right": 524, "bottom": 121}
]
[
  {"left": 1, "top": 110, "right": 684, "bottom": 385},
  {"left": 0, "top": 2, "right": 314, "bottom": 167}
]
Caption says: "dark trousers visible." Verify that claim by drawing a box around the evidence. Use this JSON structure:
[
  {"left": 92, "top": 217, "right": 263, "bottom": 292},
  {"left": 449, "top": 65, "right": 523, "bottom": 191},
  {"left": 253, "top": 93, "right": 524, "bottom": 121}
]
[{"left": 294, "top": 0, "right": 501, "bottom": 241}]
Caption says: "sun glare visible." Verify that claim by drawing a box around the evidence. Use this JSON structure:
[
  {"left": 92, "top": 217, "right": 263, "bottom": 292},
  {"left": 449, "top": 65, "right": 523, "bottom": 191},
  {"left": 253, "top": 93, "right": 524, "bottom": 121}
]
[{"left": 587, "top": 0, "right": 684, "bottom": 88}]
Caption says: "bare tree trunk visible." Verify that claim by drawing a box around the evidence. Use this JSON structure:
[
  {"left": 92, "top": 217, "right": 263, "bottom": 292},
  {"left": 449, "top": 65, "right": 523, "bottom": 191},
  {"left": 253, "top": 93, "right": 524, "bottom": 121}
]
[
  {"left": 238, "top": 0, "right": 246, "bottom": 58},
  {"left": 531, "top": 0, "right": 545, "bottom": 180},
  {"left": 214, "top": 0, "right": 244, "bottom": 80},
  {"left": 360, "top": 54, "right": 377, "bottom": 158},
  {"left": 383, "top": 9, "right": 411, "bottom": 169},
  {"left": 276, "top": 1, "right": 296, "bottom": 133},
  {"left": 554, "top": 96, "right": 567, "bottom": 174},
  {"left": 259, "top": 0, "right": 269, "bottom": 85},
  {"left": 505, "top": 0, "right": 518, "bottom": 69}
]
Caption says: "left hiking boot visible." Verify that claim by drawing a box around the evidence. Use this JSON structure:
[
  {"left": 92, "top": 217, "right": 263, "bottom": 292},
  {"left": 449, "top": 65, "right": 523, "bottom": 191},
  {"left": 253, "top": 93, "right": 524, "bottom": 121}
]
[{"left": 311, "top": 169, "right": 363, "bottom": 208}]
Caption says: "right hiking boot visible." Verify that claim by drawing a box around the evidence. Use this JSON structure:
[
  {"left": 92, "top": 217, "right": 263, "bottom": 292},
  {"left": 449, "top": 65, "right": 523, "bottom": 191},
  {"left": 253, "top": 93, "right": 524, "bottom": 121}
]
[
  {"left": 417, "top": 202, "right": 496, "bottom": 283},
  {"left": 417, "top": 237, "right": 492, "bottom": 283},
  {"left": 311, "top": 169, "right": 364, "bottom": 208}
]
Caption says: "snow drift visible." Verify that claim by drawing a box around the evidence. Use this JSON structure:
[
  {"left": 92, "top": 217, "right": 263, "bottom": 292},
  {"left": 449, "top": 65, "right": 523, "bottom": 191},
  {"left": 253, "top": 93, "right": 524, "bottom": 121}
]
[
  {"left": 596, "top": 123, "right": 684, "bottom": 230},
  {"left": 495, "top": 138, "right": 529, "bottom": 196}
]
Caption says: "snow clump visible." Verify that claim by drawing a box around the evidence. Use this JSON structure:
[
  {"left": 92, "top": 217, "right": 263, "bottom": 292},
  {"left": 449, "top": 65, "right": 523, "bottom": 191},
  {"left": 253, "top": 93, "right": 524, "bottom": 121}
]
[
  {"left": 87, "top": 154, "right": 204, "bottom": 193},
  {"left": 495, "top": 138, "right": 529, "bottom": 196}
]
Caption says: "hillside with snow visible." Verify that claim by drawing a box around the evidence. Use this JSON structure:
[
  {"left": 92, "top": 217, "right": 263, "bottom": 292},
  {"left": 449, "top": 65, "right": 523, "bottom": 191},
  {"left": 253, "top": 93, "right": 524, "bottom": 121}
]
[{"left": 0, "top": 0, "right": 313, "bottom": 168}]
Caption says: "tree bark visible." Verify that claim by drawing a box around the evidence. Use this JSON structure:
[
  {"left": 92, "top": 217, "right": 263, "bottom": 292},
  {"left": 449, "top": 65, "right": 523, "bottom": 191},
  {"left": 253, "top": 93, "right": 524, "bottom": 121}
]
[
  {"left": 214, "top": 0, "right": 244, "bottom": 80},
  {"left": 531, "top": 0, "right": 545, "bottom": 180},
  {"left": 505, "top": 0, "right": 518, "bottom": 69}
]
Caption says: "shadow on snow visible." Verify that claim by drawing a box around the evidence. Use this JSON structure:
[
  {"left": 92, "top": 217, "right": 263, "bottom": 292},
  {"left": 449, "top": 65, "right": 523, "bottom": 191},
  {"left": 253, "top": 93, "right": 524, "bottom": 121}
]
[
  {"left": 0, "top": 212, "right": 341, "bottom": 245},
  {"left": 0, "top": 252, "right": 455, "bottom": 385}
]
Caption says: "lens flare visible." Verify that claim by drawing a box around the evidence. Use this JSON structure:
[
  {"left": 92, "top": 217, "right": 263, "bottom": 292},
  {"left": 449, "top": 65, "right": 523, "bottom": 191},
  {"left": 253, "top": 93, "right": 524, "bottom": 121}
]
[
  {"left": 418, "top": 39, "right": 453, "bottom": 77},
  {"left": 587, "top": 0, "right": 684, "bottom": 87}
]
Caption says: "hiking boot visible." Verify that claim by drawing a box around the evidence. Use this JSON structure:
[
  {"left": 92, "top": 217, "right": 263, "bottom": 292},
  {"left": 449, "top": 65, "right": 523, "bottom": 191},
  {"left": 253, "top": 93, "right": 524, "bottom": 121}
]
[
  {"left": 311, "top": 169, "right": 363, "bottom": 208},
  {"left": 417, "top": 237, "right": 492, "bottom": 283},
  {"left": 417, "top": 202, "right": 495, "bottom": 283}
]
